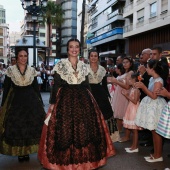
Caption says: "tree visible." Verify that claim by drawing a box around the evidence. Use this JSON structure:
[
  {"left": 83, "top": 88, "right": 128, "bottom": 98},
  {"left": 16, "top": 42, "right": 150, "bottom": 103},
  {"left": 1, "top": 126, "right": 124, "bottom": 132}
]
[{"left": 42, "top": 0, "right": 64, "bottom": 65}]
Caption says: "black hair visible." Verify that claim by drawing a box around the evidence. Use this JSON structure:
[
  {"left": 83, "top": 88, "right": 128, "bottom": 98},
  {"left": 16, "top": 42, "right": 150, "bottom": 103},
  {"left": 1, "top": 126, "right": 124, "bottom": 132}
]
[
  {"left": 66, "top": 38, "right": 81, "bottom": 52},
  {"left": 152, "top": 47, "right": 162, "bottom": 54},
  {"left": 15, "top": 47, "right": 28, "bottom": 60},
  {"left": 88, "top": 49, "right": 99, "bottom": 59},
  {"left": 131, "top": 72, "right": 140, "bottom": 82},
  {"left": 123, "top": 56, "right": 134, "bottom": 72},
  {"left": 117, "top": 63, "right": 125, "bottom": 74},
  {"left": 147, "top": 59, "right": 164, "bottom": 78}
]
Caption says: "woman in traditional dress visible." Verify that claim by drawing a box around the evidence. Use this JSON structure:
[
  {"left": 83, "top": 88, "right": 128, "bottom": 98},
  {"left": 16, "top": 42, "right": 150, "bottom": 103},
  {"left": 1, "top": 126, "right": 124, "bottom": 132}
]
[
  {"left": 0, "top": 48, "right": 45, "bottom": 162},
  {"left": 87, "top": 49, "right": 119, "bottom": 142},
  {"left": 38, "top": 38, "right": 115, "bottom": 170}
]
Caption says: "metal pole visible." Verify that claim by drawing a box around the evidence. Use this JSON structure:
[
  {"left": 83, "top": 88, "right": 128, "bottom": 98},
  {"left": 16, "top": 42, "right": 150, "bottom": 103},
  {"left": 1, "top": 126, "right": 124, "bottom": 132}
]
[{"left": 33, "top": 20, "right": 36, "bottom": 67}]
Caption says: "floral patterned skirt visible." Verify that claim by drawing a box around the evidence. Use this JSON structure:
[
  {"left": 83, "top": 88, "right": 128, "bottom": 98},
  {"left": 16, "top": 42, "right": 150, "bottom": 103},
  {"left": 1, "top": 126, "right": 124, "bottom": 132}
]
[{"left": 38, "top": 86, "right": 115, "bottom": 170}]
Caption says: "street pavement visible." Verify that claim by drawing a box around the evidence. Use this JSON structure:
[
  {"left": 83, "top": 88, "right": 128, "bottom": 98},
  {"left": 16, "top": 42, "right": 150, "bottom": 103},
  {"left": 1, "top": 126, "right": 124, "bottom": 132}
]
[{"left": 0, "top": 92, "right": 170, "bottom": 170}]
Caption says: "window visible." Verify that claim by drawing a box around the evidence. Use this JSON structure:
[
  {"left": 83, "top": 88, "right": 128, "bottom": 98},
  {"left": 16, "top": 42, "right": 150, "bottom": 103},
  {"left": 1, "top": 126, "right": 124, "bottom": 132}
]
[
  {"left": 150, "top": 2, "right": 157, "bottom": 18},
  {"left": 161, "top": 0, "right": 168, "bottom": 13},
  {"left": 137, "top": 8, "right": 144, "bottom": 22},
  {"left": 0, "top": 28, "right": 3, "bottom": 36},
  {"left": 0, "top": 48, "right": 3, "bottom": 56},
  {"left": 40, "top": 33, "right": 45, "bottom": 37},
  {"left": 0, "top": 38, "right": 3, "bottom": 46}
]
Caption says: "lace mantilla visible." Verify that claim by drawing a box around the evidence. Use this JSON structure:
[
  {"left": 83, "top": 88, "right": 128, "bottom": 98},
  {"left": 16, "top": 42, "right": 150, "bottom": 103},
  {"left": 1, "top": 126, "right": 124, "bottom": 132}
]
[
  {"left": 52, "top": 58, "right": 89, "bottom": 84},
  {"left": 87, "top": 64, "right": 106, "bottom": 83},
  {"left": 5, "top": 65, "right": 37, "bottom": 86}
]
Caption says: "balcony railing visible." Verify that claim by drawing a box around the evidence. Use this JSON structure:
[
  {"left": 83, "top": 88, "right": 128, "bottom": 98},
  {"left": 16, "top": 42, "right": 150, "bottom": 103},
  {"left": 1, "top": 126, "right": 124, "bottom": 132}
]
[
  {"left": 26, "top": 27, "right": 39, "bottom": 31},
  {"left": 123, "top": 24, "right": 133, "bottom": 33},
  {"left": 108, "top": 9, "right": 123, "bottom": 19},
  {"left": 91, "top": 22, "right": 98, "bottom": 29},
  {"left": 150, "top": 12, "right": 156, "bottom": 18}
]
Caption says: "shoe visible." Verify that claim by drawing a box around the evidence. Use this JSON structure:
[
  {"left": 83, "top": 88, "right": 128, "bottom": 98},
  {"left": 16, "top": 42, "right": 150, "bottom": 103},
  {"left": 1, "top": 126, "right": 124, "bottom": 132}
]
[
  {"left": 24, "top": 155, "right": 29, "bottom": 161},
  {"left": 146, "top": 157, "right": 163, "bottom": 163},
  {"left": 144, "top": 154, "right": 153, "bottom": 160},
  {"left": 18, "top": 156, "right": 25, "bottom": 162},
  {"left": 140, "top": 142, "right": 153, "bottom": 147},
  {"left": 125, "top": 148, "right": 131, "bottom": 151},
  {"left": 144, "top": 156, "right": 151, "bottom": 160},
  {"left": 126, "top": 148, "right": 139, "bottom": 153}
]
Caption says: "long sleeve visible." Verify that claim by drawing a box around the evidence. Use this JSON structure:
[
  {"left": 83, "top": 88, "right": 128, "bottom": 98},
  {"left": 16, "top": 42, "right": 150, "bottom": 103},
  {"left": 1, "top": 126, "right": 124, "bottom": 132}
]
[
  {"left": 102, "top": 76, "right": 111, "bottom": 98},
  {"left": 49, "top": 72, "right": 62, "bottom": 104},
  {"left": 82, "top": 75, "right": 91, "bottom": 92},
  {"left": 32, "top": 77, "right": 44, "bottom": 105},
  {"left": 1, "top": 76, "right": 12, "bottom": 106}
]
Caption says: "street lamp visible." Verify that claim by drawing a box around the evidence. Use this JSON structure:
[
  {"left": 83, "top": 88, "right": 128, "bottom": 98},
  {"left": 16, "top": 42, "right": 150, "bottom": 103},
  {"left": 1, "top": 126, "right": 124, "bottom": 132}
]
[{"left": 20, "top": 0, "right": 47, "bottom": 67}]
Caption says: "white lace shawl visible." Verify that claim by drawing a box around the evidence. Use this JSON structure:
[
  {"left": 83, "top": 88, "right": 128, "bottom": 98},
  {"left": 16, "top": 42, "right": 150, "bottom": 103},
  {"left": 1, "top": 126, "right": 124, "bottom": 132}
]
[
  {"left": 52, "top": 58, "right": 89, "bottom": 84},
  {"left": 87, "top": 64, "right": 106, "bottom": 83},
  {"left": 5, "top": 65, "right": 37, "bottom": 86}
]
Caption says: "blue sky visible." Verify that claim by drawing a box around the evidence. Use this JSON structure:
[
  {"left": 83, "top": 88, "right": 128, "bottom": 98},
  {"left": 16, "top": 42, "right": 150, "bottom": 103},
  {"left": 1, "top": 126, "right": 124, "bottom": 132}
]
[{"left": 0, "top": 0, "right": 24, "bottom": 32}]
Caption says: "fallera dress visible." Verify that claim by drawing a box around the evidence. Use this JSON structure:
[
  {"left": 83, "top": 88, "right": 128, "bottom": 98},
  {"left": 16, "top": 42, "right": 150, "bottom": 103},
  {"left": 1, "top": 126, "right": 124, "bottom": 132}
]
[
  {"left": 87, "top": 64, "right": 113, "bottom": 120},
  {"left": 156, "top": 101, "right": 170, "bottom": 139},
  {"left": 123, "top": 87, "right": 141, "bottom": 130},
  {"left": 135, "top": 77, "right": 167, "bottom": 130},
  {"left": 38, "top": 59, "right": 115, "bottom": 170},
  {"left": 111, "top": 73, "right": 129, "bottom": 119},
  {"left": 0, "top": 65, "right": 45, "bottom": 156}
]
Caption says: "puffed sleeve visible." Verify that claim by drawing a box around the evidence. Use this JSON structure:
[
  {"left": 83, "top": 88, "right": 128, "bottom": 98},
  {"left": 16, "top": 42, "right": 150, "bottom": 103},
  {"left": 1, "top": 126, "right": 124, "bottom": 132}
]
[{"left": 1, "top": 76, "right": 12, "bottom": 106}]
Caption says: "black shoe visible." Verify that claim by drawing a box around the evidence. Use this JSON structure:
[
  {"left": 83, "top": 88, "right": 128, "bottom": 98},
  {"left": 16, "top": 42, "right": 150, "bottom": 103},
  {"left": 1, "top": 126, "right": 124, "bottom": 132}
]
[
  {"left": 24, "top": 155, "right": 30, "bottom": 161},
  {"left": 18, "top": 156, "right": 25, "bottom": 162},
  {"left": 140, "top": 142, "right": 153, "bottom": 147}
]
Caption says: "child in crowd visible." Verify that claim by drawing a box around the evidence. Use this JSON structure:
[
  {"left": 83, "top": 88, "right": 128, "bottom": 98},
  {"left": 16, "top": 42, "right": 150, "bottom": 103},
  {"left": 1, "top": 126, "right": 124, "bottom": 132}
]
[
  {"left": 122, "top": 72, "right": 141, "bottom": 153},
  {"left": 156, "top": 87, "right": 170, "bottom": 139},
  {"left": 134, "top": 59, "right": 167, "bottom": 163}
]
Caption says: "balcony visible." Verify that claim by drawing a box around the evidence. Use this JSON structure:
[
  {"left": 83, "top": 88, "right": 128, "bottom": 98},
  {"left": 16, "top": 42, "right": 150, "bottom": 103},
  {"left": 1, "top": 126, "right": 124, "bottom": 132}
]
[
  {"left": 108, "top": 9, "right": 123, "bottom": 20},
  {"left": 26, "top": 27, "right": 39, "bottom": 31},
  {"left": 91, "top": 22, "right": 98, "bottom": 29},
  {"left": 123, "top": 24, "right": 133, "bottom": 33},
  {"left": 87, "top": 27, "right": 123, "bottom": 44}
]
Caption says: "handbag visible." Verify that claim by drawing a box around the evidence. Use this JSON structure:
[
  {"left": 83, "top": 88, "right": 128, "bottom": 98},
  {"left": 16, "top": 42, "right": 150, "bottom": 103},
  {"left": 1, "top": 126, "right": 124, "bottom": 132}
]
[{"left": 106, "top": 117, "right": 120, "bottom": 142}]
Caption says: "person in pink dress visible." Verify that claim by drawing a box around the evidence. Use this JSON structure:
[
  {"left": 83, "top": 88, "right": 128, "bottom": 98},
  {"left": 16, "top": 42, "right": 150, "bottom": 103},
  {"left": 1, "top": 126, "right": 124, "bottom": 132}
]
[
  {"left": 108, "top": 57, "right": 134, "bottom": 142},
  {"left": 122, "top": 72, "right": 141, "bottom": 153}
]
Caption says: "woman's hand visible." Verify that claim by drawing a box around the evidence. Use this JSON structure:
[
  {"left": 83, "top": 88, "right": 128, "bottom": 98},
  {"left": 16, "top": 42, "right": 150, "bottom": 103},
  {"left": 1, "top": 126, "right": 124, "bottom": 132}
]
[
  {"left": 134, "top": 81, "right": 145, "bottom": 89},
  {"left": 107, "top": 77, "right": 117, "bottom": 84},
  {"left": 155, "top": 87, "right": 168, "bottom": 97}
]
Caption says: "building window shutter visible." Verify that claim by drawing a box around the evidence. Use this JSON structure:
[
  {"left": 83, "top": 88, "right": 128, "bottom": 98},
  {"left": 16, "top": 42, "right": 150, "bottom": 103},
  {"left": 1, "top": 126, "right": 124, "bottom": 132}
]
[
  {"left": 161, "top": 0, "right": 168, "bottom": 12},
  {"left": 137, "top": 8, "right": 144, "bottom": 22}
]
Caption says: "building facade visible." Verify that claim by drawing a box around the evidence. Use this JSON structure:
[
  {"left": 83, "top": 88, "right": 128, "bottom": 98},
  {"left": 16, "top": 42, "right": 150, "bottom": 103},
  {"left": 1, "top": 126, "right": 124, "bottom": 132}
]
[
  {"left": 87, "top": 0, "right": 125, "bottom": 64},
  {"left": 0, "top": 5, "right": 9, "bottom": 64},
  {"left": 0, "top": 5, "right": 6, "bottom": 24},
  {"left": 60, "top": 0, "right": 77, "bottom": 57},
  {"left": 123, "top": 0, "right": 170, "bottom": 57}
]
